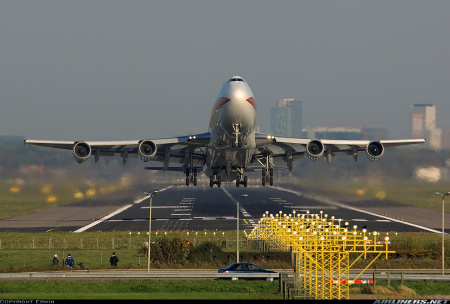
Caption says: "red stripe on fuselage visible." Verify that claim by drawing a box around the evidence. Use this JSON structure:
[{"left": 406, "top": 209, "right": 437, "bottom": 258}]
[
  {"left": 247, "top": 97, "right": 257, "bottom": 111},
  {"left": 214, "top": 97, "right": 231, "bottom": 113},
  {"left": 209, "top": 96, "right": 257, "bottom": 128}
]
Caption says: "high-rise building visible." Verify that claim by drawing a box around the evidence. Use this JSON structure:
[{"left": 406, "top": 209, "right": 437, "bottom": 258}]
[
  {"left": 442, "top": 129, "right": 450, "bottom": 150},
  {"left": 271, "top": 99, "right": 303, "bottom": 137},
  {"left": 410, "top": 104, "right": 441, "bottom": 149}
]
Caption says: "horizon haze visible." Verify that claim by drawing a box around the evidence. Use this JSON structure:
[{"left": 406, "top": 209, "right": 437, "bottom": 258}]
[{"left": 1, "top": 1, "right": 449, "bottom": 141}]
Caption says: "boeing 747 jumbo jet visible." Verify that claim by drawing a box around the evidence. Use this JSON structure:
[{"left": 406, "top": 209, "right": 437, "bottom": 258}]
[{"left": 25, "top": 76, "right": 425, "bottom": 187}]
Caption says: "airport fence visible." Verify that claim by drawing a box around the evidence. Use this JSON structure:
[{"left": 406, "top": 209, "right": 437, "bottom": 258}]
[
  {"left": 0, "top": 231, "right": 276, "bottom": 270},
  {"left": 0, "top": 230, "right": 248, "bottom": 249}
]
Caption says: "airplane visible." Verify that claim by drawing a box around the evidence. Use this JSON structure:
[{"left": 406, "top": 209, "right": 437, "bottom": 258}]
[{"left": 25, "top": 76, "right": 425, "bottom": 188}]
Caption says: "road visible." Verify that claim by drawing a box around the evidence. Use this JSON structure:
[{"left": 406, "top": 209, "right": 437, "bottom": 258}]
[
  {"left": 0, "top": 182, "right": 448, "bottom": 234},
  {"left": 0, "top": 269, "right": 449, "bottom": 282}
]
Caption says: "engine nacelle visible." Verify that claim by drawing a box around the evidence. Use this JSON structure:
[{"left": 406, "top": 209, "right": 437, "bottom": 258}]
[
  {"left": 306, "top": 139, "right": 324, "bottom": 162},
  {"left": 73, "top": 142, "right": 91, "bottom": 163},
  {"left": 138, "top": 140, "right": 157, "bottom": 162},
  {"left": 366, "top": 140, "right": 384, "bottom": 162}
]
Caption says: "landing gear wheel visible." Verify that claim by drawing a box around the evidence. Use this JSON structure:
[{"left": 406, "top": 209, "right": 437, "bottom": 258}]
[
  {"left": 210, "top": 175, "right": 221, "bottom": 187},
  {"left": 243, "top": 176, "right": 248, "bottom": 187}
]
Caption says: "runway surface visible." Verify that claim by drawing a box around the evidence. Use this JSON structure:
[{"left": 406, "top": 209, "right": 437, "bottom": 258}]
[{"left": 0, "top": 182, "right": 448, "bottom": 234}]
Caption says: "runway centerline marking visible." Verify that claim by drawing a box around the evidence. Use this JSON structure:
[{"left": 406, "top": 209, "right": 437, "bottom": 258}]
[{"left": 221, "top": 187, "right": 256, "bottom": 228}]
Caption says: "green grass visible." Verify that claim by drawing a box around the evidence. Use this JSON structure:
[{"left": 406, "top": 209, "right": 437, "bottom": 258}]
[
  {"left": 0, "top": 279, "right": 449, "bottom": 300},
  {"left": 350, "top": 281, "right": 450, "bottom": 297},
  {"left": 0, "top": 280, "right": 282, "bottom": 300},
  {"left": 295, "top": 178, "right": 449, "bottom": 211},
  {"left": 0, "top": 230, "right": 294, "bottom": 270},
  {"left": 0, "top": 179, "right": 125, "bottom": 219}
]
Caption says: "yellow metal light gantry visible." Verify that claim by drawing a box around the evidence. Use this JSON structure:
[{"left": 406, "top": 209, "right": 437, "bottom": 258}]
[{"left": 247, "top": 210, "right": 394, "bottom": 300}]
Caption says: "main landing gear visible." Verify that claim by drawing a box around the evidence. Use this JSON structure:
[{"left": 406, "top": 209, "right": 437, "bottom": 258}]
[
  {"left": 210, "top": 175, "right": 221, "bottom": 187},
  {"left": 185, "top": 168, "right": 197, "bottom": 186},
  {"left": 236, "top": 175, "right": 248, "bottom": 187},
  {"left": 262, "top": 168, "right": 274, "bottom": 186}
]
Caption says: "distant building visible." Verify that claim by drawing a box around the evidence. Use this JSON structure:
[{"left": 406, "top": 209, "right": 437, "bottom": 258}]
[
  {"left": 271, "top": 99, "right": 303, "bottom": 137},
  {"left": 303, "top": 126, "right": 362, "bottom": 140},
  {"left": 410, "top": 104, "right": 441, "bottom": 149},
  {"left": 442, "top": 129, "right": 450, "bottom": 150},
  {"left": 303, "top": 126, "right": 388, "bottom": 140}
]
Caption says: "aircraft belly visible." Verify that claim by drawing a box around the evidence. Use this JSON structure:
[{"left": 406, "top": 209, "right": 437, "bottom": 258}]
[{"left": 206, "top": 145, "right": 255, "bottom": 181}]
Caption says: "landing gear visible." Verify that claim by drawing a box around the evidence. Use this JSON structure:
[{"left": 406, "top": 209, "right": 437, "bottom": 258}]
[
  {"left": 232, "top": 123, "right": 241, "bottom": 148},
  {"left": 262, "top": 167, "right": 274, "bottom": 186},
  {"left": 185, "top": 168, "right": 197, "bottom": 186},
  {"left": 256, "top": 150, "right": 275, "bottom": 186},
  {"left": 210, "top": 175, "right": 221, "bottom": 187},
  {"left": 236, "top": 175, "right": 248, "bottom": 187}
]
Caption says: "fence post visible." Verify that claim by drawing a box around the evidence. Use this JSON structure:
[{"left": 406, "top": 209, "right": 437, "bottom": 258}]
[{"left": 387, "top": 271, "right": 390, "bottom": 287}]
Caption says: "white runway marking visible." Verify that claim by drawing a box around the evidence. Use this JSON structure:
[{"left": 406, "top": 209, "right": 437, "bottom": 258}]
[
  {"left": 273, "top": 186, "right": 441, "bottom": 234},
  {"left": 74, "top": 186, "right": 172, "bottom": 233}
]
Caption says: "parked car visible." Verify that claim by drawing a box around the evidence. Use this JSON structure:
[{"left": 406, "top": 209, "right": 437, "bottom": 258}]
[{"left": 218, "top": 262, "right": 277, "bottom": 281}]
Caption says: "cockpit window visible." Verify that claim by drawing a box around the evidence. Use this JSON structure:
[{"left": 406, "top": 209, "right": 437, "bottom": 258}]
[{"left": 229, "top": 78, "right": 245, "bottom": 83}]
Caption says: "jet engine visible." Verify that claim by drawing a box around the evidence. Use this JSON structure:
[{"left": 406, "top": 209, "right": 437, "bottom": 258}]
[
  {"left": 138, "top": 140, "right": 157, "bottom": 162},
  {"left": 73, "top": 142, "right": 91, "bottom": 163},
  {"left": 306, "top": 139, "right": 324, "bottom": 162},
  {"left": 366, "top": 140, "right": 384, "bottom": 162}
]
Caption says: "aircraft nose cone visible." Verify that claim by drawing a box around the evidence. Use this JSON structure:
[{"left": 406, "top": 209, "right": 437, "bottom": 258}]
[{"left": 230, "top": 88, "right": 247, "bottom": 102}]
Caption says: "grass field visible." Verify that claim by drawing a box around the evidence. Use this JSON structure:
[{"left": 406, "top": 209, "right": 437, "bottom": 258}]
[
  {"left": 0, "top": 230, "right": 294, "bottom": 270},
  {"left": 294, "top": 177, "right": 450, "bottom": 212},
  {"left": 0, "top": 280, "right": 282, "bottom": 300},
  {"left": 0, "top": 230, "right": 448, "bottom": 271},
  {"left": 0, "top": 279, "right": 449, "bottom": 300}
]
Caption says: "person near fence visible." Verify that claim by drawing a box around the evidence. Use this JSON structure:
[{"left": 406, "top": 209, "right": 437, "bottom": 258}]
[
  {"left": 52, "top": 254, "right": 59, "bottom": 267},
  {"left": 65, "top": 254, "right": 74, "bottom": 268},
  {"left": 110, "top": 252, "right": 119, "bottom": 267}
]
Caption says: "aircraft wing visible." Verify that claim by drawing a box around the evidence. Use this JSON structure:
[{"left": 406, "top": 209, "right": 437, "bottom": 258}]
[
  {"left": 24, "top": 132, "right": 211, "bottom": 168},
  {"left": 253, "top": 133, "right": 425, "bottom": 166}
]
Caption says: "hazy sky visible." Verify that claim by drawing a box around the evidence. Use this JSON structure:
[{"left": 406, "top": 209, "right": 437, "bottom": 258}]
[{"left": 1, "top": 1, "right": 449, "bottom": 140}]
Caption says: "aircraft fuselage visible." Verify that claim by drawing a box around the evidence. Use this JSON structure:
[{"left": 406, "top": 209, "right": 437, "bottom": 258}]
[{"left": 206, "top": 76, "right": 257, "bottom": 183}]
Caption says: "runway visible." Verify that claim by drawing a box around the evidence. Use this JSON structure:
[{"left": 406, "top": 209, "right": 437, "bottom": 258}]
[
  {"left": 1, "top": 182, "right": 447, "bottom": 234},
  {"left": 87, "top": 184, "right": 445, "bottom": 234}
]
